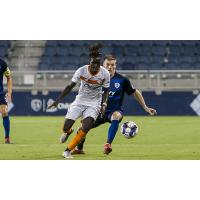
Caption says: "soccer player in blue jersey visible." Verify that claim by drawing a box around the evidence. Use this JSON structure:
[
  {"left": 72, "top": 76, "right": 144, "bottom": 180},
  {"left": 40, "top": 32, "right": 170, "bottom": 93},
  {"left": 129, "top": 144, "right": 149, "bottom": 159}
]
[
  {"left": 71, "top": 54, "right": 157, "bottom": 155},
  {"left": 0, "top": 58, "right": 12, "bottom": 144}
]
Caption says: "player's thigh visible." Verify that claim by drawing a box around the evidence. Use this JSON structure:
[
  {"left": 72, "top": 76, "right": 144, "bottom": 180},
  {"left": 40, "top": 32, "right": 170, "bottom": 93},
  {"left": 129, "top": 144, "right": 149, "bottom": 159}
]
[
  {"left": 0, "top": 105, "right": 8, "bottom": 117},
  {"left": 111, "top": 111, "right": 123, "bottom": 121},
  {"left": 83, "top": 106, "right": 100, "bottom": 122},
  {"left": 65, "top": 103, "right": 85, "bottom": 121}
]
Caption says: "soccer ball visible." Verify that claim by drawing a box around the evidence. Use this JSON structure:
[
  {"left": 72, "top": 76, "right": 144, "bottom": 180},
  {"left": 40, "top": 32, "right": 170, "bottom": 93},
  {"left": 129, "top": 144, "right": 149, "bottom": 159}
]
[{"left": 121, "top": 121, "right": 138, "bottom": 138}]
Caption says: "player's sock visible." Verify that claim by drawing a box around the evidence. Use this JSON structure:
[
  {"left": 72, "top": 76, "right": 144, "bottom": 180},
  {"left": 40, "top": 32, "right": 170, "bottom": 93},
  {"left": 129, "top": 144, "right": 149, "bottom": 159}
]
[
  {"left": 3, "top": 115, "right": 10, "bottom": 139},
  {"left": 77, "top": 138, "right": 86, "bottom": 150},
  {"left": 107, "top": 120, "right": 119, "bottom": 144},
  {"left": 67, "top": 129, "right": 87, "bottom": 151}
]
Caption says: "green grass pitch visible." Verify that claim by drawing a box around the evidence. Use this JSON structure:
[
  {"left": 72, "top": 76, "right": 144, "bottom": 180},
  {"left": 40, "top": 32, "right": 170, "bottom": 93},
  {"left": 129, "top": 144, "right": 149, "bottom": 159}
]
[{"left": 0, "top": 116, "right": 200, "bottom": 160}]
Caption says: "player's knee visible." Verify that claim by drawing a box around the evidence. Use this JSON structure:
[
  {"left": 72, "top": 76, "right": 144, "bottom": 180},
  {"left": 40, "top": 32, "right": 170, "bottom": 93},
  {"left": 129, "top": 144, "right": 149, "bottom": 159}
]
[
  {"left": 81, "top": 118, "right": 94, "bottom": 133},
  {"left": 1, "top": 107, "right": 8, "bottom": 117},
  {"left": 111, "top": 111, "right": 122, "bottom": 121},
  {"left": 81, "top": 125, "right": 90, "bottom": 133},
  {"left": 2, "top": 112, "right": 8, "bottom": 117}
]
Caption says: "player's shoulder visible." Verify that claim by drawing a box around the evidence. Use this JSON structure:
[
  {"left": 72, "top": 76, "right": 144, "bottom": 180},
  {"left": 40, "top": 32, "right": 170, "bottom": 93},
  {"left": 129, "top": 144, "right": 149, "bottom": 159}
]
[
  {"left": 100, "top": 66, "right": 110, "bottom": 76},
  {"left": 78, "top": 65, "right": 87, "bottom": 70},
  {"left": 0, "top": 58, "right": 7, "bottom": 67},
  {"left": 75, "top": 65, "right": 88, "bottom": 74},
  {"left": 114, "top": 72, "right": 129, "bottom": 81}
]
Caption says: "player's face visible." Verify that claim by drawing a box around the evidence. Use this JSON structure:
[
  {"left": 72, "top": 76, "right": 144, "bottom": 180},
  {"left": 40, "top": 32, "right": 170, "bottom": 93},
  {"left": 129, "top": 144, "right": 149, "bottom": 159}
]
[
  {"left": 103, "top": 59, "right": 116, "bottom": 77},
  {"left": 89, "top": 58, "right": 101, "bottom": 75}
]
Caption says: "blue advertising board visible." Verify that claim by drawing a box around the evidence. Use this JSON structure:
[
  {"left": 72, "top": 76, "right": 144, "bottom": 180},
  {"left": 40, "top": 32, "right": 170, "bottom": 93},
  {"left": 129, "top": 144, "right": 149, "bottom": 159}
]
[{"left": 7, "top": 91, "right": 200, "bottom": 116}]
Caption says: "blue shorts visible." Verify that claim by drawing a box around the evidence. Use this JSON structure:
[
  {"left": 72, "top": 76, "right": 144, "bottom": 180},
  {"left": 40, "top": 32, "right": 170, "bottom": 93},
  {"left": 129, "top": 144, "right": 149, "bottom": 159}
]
[
  {"left": 0, "top": 93, "right": 7, "bottom": 105},
  {"left": 93, "top": 110, "right": 123, "bottom": 128}
]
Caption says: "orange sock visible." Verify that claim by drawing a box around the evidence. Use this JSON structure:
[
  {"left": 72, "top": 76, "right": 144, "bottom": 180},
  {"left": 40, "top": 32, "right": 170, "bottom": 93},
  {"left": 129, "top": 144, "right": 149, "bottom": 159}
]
[{"left": 67, "top": 129, "right": 87, "bottom": 150}]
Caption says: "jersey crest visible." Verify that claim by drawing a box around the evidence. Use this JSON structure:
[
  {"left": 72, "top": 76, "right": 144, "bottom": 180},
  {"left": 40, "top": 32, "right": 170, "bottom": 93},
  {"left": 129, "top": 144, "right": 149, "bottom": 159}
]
[{"left": 114, "top": 82, "right": 120, "bottom": 88}]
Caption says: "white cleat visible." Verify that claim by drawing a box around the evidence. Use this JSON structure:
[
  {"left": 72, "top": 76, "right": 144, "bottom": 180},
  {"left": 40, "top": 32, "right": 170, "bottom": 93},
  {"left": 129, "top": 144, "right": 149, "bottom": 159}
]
[
  {"left": 62, "top": 151, "right": 73, "bottom": 159},
  {"left": 60, "top": 128, "right": 74, "bottom": 143}
]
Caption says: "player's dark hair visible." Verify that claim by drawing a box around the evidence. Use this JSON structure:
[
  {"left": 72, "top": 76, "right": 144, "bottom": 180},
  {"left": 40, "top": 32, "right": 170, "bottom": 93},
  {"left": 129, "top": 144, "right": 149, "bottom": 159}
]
[
  {"left": 89, "top": 43, "right": 103, "bottom": 59},
  {"left": 104, "top": 54, "right": 116, "bottom": 61}
]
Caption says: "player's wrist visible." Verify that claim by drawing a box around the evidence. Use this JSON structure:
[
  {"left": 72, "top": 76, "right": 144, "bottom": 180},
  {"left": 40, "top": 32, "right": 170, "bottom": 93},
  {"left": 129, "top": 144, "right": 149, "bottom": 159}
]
[
  {"left": 102, "top": 102, "right": 107, "bottom": 107},
  {"left": 143, "top": 105, "right": 148, "bottom": 110}
]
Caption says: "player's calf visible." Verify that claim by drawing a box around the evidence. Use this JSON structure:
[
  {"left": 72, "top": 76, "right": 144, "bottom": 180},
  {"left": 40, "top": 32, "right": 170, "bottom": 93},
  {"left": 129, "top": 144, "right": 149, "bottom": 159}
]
[
  {"left": 60, "top": 119, "right": 75, "bottom": 143},
  {"left": 60, "top": 128, "right": 74, "bottom": 143},
  {"left": 0, "top": 106, "right": 11, "bottom": 144}
]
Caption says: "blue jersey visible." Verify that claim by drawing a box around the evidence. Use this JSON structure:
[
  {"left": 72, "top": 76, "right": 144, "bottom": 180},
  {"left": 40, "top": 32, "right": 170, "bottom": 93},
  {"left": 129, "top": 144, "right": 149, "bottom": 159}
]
[
  {"left": 106, "top": 72, "right": 136, "bottom": 113},
  {"left": 0, "top": 58, "right": 11, "bottom": 95}
]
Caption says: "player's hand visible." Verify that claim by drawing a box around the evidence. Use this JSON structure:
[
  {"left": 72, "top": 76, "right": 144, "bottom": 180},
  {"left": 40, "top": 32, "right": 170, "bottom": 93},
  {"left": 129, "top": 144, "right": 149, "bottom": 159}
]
[
  {"left": 100, "top": 103, "right": 107, "bottom": 117},
  {"left": 47, "top": 101, "right": 58, "bottom": 109},
  {"left": 7, "top": 93, "right": 12, "bottom": 103},
  {"left": 144, "top": 106, "right": 157, "bottom": 116}
]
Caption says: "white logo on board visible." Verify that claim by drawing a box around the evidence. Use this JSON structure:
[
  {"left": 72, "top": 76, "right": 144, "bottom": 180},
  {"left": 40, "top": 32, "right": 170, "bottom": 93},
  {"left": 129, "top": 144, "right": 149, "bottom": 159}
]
[
  {"left": 31, "top": 99, "right": 42, "bottom": 112},
  {"left": 46, "top": 99, "right": 70, "bottom": 113},
  {"left": 190, "top": 94, "right": 200, "bottom": 116}
]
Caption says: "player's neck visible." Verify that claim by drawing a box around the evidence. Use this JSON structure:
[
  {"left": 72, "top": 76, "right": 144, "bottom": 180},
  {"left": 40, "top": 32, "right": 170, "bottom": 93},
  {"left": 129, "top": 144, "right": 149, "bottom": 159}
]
[
  {"left": 88, "top": 65, "right": 100, "bottom": 76},
  {"left": 110, "top": 72, "right": 116, "bottom": 78}
]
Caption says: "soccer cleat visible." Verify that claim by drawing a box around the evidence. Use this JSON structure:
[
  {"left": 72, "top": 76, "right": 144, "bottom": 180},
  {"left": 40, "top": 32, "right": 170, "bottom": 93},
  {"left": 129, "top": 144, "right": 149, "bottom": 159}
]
[
  {"left": 62, "top": 151, "right": 73, "bottom": 159},
  {"left": 5, "top": 137, "right": 11, "bottom": 144},
  {"left": 60, "top": 128, "right": 74, "bottom": 143},
  {"left": 71, "top": 148, "right": 85, "bottom": 155},
  {"left": 104, "top": 143, "right": 112, "bottom": 155}
]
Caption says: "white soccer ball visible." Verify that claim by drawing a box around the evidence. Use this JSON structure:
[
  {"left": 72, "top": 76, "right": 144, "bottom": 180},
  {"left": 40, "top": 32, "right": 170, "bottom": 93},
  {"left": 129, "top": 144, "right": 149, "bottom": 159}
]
[{"left": 121, "top": 121, "right": 138, "bottom": 139}]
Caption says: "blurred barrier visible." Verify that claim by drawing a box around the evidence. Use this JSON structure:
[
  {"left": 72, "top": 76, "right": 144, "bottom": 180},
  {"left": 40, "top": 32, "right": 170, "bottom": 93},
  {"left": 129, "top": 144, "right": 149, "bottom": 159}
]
[{"left": 8, "top": 70, "right": 200, "bottom": 92}]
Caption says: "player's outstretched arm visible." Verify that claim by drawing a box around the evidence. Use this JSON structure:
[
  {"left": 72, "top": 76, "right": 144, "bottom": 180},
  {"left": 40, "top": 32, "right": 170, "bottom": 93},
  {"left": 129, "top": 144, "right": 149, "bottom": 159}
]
[
  {"left": 6, "top": 73, "right": 12, "bottom": 103},
  {"left": 133, "top": 89, "right": 157, "bottom": 116},
  {"left": 47, "top": 81, "right": 76, "bottom": 109},
  {"left": 100, "top": 87, "right": 109, "bottom": 116}
]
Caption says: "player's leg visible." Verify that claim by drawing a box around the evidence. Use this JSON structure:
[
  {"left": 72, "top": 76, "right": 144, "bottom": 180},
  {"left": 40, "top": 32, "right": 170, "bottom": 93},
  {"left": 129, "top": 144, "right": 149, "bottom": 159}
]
[
  {"left": 104, "top": 111, "right": 123, "bottom": 154},
  {"left": 60, "top": 103, "right": 83, "bottom": 143},
  {"left": 63, "top": 106, "right": 98, "bottom": 158},
  {"left": 63, "top": 117, "right": 95, "bottom": 158},
  {"left": 60, "top": 119, "right": 75, "bottom": 143},
  {"left": 0, "top": 104, "right": 11, "bottom": 144},
  {"left": 72, "top": 114, "right": 107, "bottom": 154}
]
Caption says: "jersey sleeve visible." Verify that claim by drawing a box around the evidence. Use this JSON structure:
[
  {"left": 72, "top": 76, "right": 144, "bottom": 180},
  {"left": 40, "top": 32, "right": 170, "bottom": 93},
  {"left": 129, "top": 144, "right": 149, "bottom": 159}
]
[
  {"left": 124, "top": 77, "right": 136, "bottom": 95},
  {"left": 71, "top": 68, "right": 81, "bottom": 83},
  {"left": 102, "top": 70, "right": 110, "bottom": 88},
  {"left": 1, "top": 60, "right": 11, "bottom": 77}
]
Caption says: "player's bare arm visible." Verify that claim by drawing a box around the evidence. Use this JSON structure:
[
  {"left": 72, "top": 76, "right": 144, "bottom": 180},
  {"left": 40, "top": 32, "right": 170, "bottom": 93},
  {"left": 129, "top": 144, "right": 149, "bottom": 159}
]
[
  {"left": 47, "top": 81, "right": 76, "bottom": 109},
  {"left": 133, "top": 89, "right": 157, "bottom": 116},
  {"left": 100, "top": 87, "right": 109, "bottom": 116},
  {"left": 6, "top": 73, "right": 12, "bottom": 103}
]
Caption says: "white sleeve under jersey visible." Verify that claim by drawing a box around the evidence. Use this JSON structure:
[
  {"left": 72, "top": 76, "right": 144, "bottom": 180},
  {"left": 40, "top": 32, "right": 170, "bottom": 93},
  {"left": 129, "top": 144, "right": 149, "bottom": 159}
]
[
  {"left": 71, "top": 68, "right": 81, "bottom": 83},
  {"left": 102, "top": 69, "right": 110, "bottom": 88}
]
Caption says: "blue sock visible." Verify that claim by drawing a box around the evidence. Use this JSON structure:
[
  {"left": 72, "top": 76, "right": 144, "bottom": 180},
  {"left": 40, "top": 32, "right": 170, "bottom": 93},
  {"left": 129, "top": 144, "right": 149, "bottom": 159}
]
[
  {"left": 107, "top": 120, "right": 119, "bottom": 144},
  {"left": 3, "top": 116, "right": 10, "bottom": 138}
]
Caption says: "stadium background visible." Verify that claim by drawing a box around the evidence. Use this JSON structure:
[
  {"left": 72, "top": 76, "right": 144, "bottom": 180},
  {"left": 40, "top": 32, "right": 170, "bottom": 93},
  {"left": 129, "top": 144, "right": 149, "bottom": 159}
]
[{"left": 1, "top": 40, "right": 200, "bottom": 116}]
